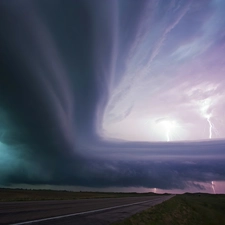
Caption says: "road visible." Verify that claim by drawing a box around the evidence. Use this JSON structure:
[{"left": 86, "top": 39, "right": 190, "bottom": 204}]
[{"left": 0, "top": 195, "right": 174, "bottom": 225}]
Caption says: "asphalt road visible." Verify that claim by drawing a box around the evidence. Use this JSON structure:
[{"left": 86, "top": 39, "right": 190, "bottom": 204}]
[{"left": 0, "top": 195, "right": 174, "bottom": 225}]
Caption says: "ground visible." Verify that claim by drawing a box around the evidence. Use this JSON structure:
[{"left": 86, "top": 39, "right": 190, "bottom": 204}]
[
  {"left": 112, "top": 193, "right": 225, "bottom": 225},
  {"left": 0, "top": 188, "right": 159, "bottom": 201}
]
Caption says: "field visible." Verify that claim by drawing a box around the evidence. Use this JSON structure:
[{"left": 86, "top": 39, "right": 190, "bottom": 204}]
[
  {"left": 2, "top": 189, "right": 224, "bottom": 225},
  {"left": 0, "top": 188, "right": 160, "bottom": 202},
  {"left": 112, "top": 193, "right": 225, "bottom": 225}
]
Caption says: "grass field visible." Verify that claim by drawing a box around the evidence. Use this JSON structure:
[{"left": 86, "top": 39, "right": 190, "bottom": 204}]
[
  {"left": 112, "top": 193, "right": 225, "bottom": 225},
  {"left": 0, "top": 188, "right": 161, "bottom": 202}
]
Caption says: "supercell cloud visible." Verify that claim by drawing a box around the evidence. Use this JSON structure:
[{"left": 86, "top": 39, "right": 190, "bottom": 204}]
[{"left": 0, "top": 0, "right": 225, "bottom": 193}]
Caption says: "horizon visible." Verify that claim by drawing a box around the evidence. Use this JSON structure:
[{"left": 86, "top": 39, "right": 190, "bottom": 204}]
[{"left": 1, "top": 184, "right": 224, "bottom": 195}]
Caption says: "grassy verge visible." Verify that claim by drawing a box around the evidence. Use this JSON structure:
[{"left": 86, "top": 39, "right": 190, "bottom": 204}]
[
  {"left": 0, "top": 188, "right": 162, "bottom": 202},
  {"left": 112, "top": 193, "right": 225, "bottom": 225}
]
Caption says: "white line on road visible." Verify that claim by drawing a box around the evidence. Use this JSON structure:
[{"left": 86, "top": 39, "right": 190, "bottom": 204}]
[{"left": 12, "top": 197, "right": 169, "bottom": 225}]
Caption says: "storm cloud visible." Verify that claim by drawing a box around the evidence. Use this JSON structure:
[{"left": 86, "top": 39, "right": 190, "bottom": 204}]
[{"left": 0, "top": 0, "right": 225, "bottom": 192}]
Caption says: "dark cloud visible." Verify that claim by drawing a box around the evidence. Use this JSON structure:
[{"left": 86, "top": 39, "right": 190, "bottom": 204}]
[{"left": 0, "top": 0, "right": 225, "bottom": 192}]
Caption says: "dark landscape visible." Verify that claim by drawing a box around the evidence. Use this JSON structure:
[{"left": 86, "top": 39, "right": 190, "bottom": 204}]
[
  {"left": 0, "top": 188, "right": 171, "bottom": 224},
  {"left": 113, "top": 193, "right": 225, "bottom": 225},
  {"left": 0, "top": 188, "right": 225, "bottom": 225},
  {"left": 0, "top": 188, "right": 160, "bottom": 202}
]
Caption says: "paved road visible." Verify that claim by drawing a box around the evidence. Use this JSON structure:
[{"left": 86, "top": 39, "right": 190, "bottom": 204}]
[{"left": 0, "top": 195, "right": 174, "bottom": 225}]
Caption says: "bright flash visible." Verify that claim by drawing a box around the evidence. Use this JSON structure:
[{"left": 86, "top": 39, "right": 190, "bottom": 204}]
[
  {"left": 160, "top": 120, "right": 178, "bottom": 142},
  {"left": 153, "top": 117, "right": 182, "bottom": 142}
]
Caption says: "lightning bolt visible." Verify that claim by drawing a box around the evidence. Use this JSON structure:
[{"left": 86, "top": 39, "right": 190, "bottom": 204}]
[
  {"left": 206, "top": 115, "right": 213, "bottom": 139},
  {"left": 205, "top": 114, "right": 220, "bottom": 139},
  {"left": 162, "top": 120, "right": 178, "bottom": 142},
  {"left": 211, "top": 181, "right": 216, "bottom": 194},
  {"left": 156, "top": 119, "right": 180, "bottom": 142},
  {"left": 200, "top": 98, "right": 219, "bottom": 139}
]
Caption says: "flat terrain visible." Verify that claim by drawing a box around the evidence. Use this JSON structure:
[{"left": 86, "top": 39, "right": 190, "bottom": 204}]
[
  {"left": 112, "top": 193, "right": 225, "bottom": 225},
  {"left": 0, "top": 188, "right": 159, "bottom": 201},
  {"left": 0, "top": 195, "right": 173, "bottom": 224}
]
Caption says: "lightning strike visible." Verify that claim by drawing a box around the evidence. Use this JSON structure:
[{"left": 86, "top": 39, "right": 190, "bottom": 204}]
[
  {"left": 160, "top": 120, "right": 177, "bottom": 142},
  {"left": 205, "top": 114, "right": 213, "bottom": 139},
  {"left": 211, "top": 181, "right": 216, "bottom": 194},
  {"left": 200, "top": 98, "right": 219, "bottom": 139}
]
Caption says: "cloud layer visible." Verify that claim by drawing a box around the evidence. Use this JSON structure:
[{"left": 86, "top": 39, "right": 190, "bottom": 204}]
[{"left": 0, "top": 0, "right": 225, "bottom": 192}]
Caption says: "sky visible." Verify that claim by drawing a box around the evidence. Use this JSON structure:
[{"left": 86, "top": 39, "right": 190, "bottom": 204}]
[{"left": 0, "top": 0, "right": 225, "bottom": 194}]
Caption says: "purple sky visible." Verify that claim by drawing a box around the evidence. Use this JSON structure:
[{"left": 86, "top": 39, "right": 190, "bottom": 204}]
[
  {"left": 101, "top": 0, "right": 225, "bottom": 142},
  {"left": 0, "top": 0, "right": 225, "bottom": 194}
]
